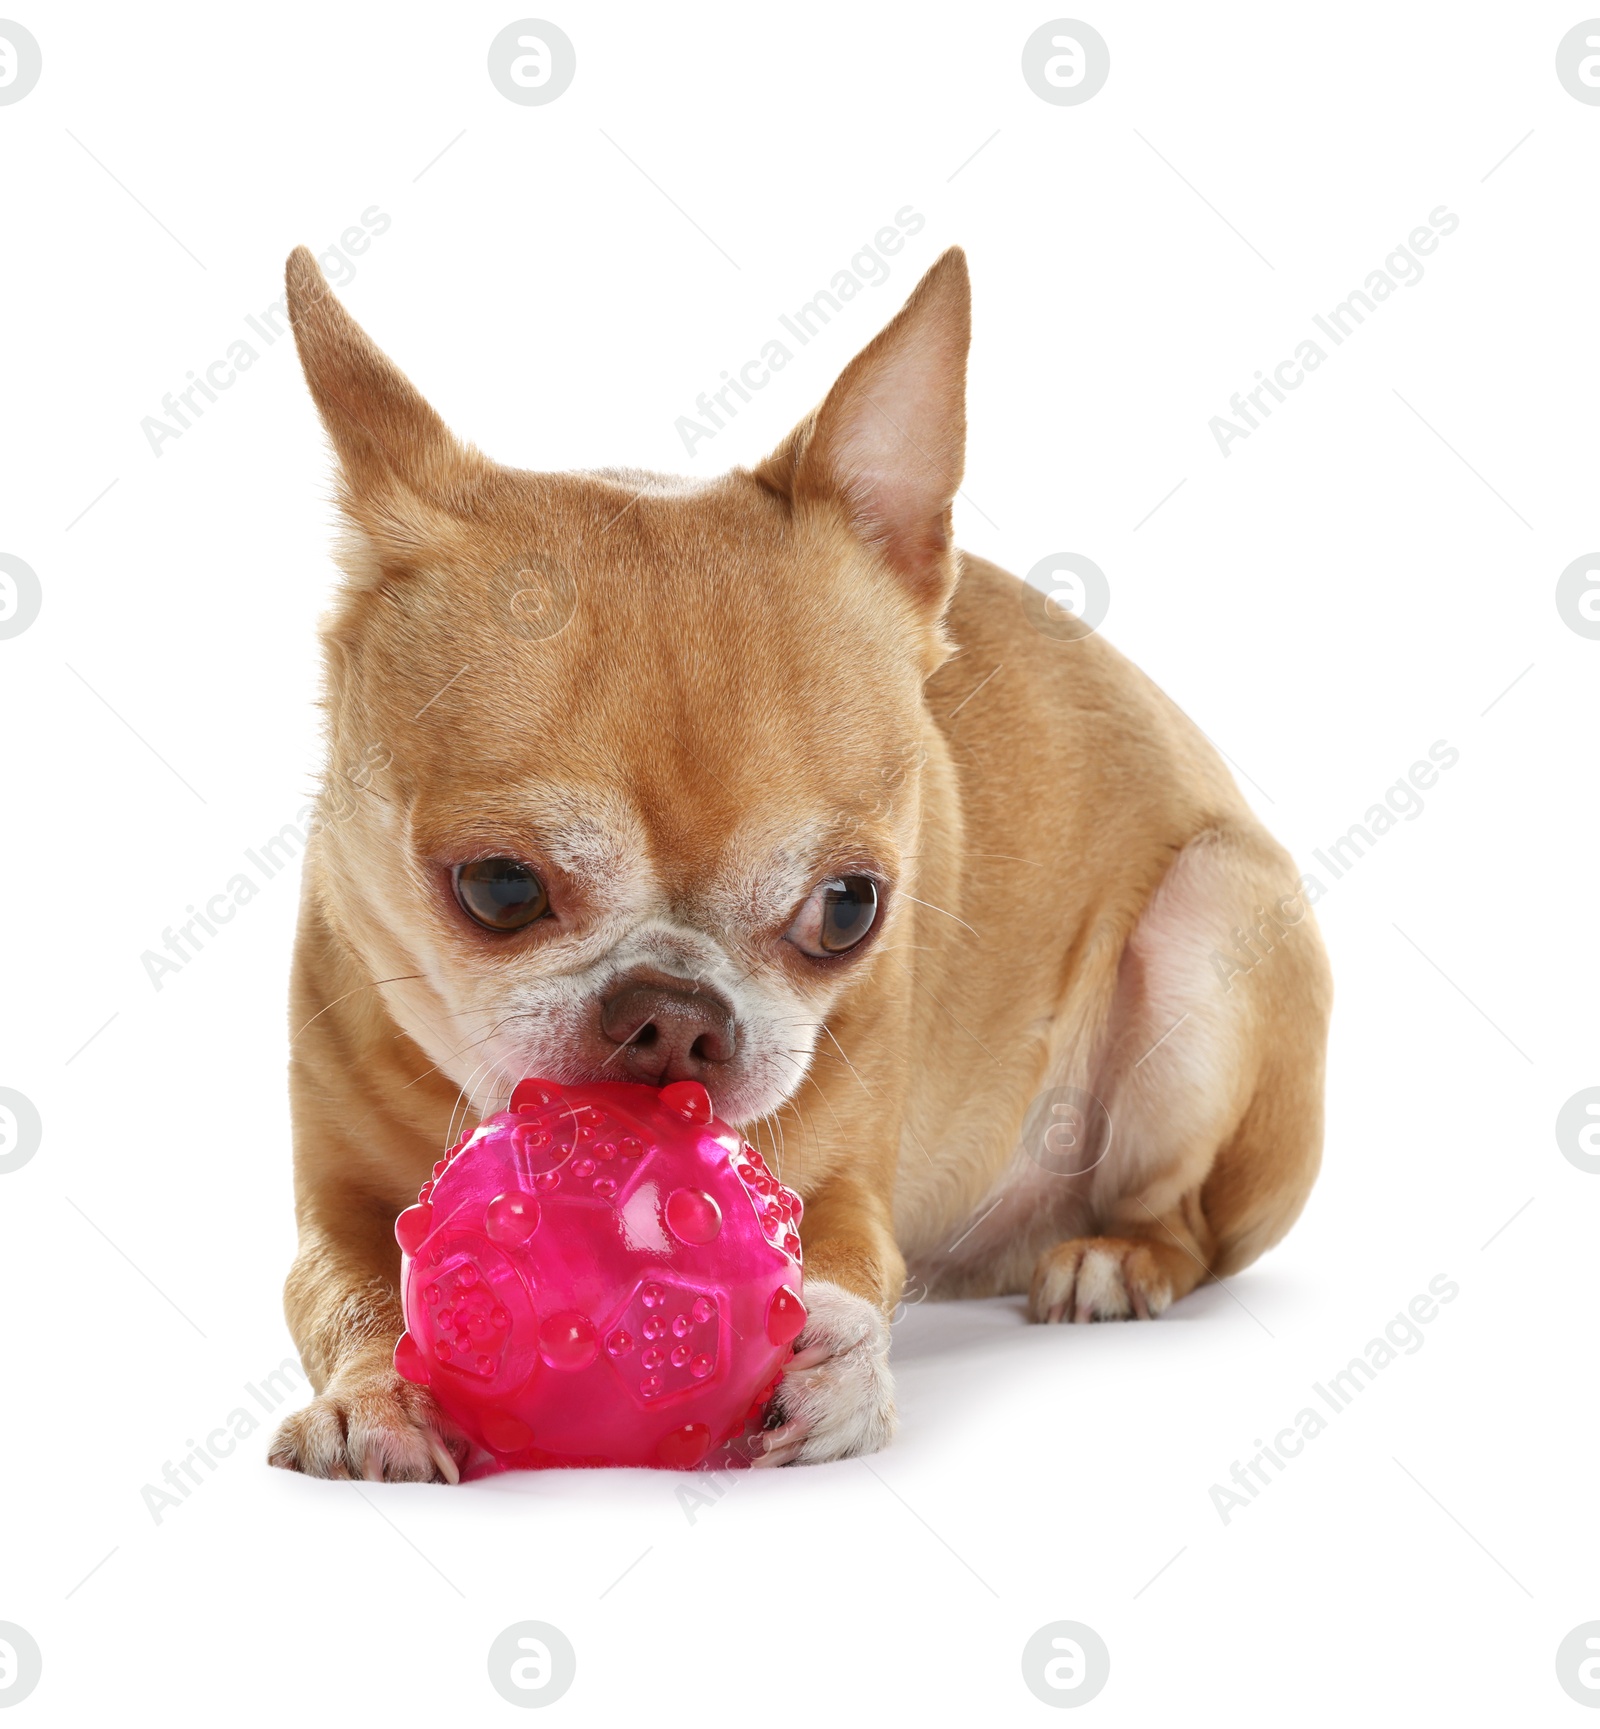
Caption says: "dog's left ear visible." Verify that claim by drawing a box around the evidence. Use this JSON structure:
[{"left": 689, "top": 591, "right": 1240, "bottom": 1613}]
[{"left": 755, "top": 246, "right": 970, "bottom": 618}]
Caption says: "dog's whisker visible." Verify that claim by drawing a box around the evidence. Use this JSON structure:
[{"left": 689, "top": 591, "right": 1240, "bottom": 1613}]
[
  {"left": 818, "top": 1022, "right": 878, "bottom": 1099},
  {"left": 290, "top": 973, "right": 426, "bottom": 1046},
  {"left": 444, "top": 1055, "right": 498, "bottom": 1148},
  {"left": 395, "top": 1007, "right": 535, "bottom": 1115},
  {"left": 768, "top": 1050, "right": 850, "bottom": 1150},
  {"left": 595, "top": 1031, "right": 643, "bottom": 1073},
  {"left": 899, "top": 892, "right": 980, "bottom": 938}
]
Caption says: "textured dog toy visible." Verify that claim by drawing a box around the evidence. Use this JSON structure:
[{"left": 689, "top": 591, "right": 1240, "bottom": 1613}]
[{"left": 393, "top": 1076, "right": 805, "bottom": 1475}]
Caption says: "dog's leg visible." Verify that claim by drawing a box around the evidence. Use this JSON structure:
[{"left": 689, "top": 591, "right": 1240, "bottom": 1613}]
[
  {"left": 1030, "top": 1200, "right": 1211, "bottom": 1323},
  {"left": 267, "top": 1201, "right": 467, "bottom": 1482},
  {"left": 268, "top": 901, "right": 469, "bottom": 1482},
  {"left": 755, "top": 1180, "right": 904, "bottom": 1467},
  {"left": 1028, "top": 827, "right": 1331, "bottom": 1325}
]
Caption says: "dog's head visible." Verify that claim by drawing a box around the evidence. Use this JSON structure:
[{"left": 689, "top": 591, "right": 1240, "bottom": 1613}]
[{"left": 288, "top": 245, "right": 969, "bottom": 1130}]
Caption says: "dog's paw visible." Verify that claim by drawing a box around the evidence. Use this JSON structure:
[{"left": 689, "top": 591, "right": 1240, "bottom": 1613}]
[
  {"left": 268, "top": 1368, "right": 466, "bottom": 1483},
  {"left": 1029, "top": 1237, "right": 1175, "bottom": 1324},
  {"left": 754, "top": 1278, "right": 896, "bottom": 1467}
]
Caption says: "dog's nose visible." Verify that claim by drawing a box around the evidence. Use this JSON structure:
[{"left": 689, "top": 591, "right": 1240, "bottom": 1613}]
[{"left": 599, "top": 977, "right": 736, "bottom": 1084}]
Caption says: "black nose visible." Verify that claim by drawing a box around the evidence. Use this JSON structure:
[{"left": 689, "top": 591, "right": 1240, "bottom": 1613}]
[{"left": 599, "top": 977, "right": 736, "bottom": 1084}]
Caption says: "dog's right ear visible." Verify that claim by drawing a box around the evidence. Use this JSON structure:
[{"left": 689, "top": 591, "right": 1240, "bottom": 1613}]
[{"left": 286, "top": 247, "right": 489, "bottom": 572}]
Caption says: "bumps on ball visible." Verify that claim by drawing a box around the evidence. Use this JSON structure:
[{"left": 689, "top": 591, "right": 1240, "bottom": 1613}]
[
  {"left": 659, "top": 1079, "right": 714, "bottom": 1123},
  {"left": 766, "top": 1284, "right": 807, "bottom": 1346},
  {"left": 664, "top": 1187, "right": 722, "bottom": 1244},
  {"left": 539, "top": 1311, "right": 599, "bottom": 1370},
  {"left": 395, "top": 1202, "right": 433, "bottom": 1257},
  {"left": 485, "top": 1191, "right": 541, "bottom": 1247},
  {"left": 511, "top": 1078, "right": 565, "bottom": 1113},
  {"left": 393, "top": 1329, "right": 429, "bottom": 1386},
  {"left": 655, "top": 1422, "right": 712, "bottom": 1469}
]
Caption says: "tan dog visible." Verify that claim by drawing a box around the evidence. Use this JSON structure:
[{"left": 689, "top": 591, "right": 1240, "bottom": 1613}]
[{"left": 269, "top": 244, "right": 1331, "bottom": 1480}]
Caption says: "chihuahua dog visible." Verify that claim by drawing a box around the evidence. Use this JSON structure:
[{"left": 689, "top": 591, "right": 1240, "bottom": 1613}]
[{"left": 269, "top": 244, "right": 1331, "bottom": 1481}]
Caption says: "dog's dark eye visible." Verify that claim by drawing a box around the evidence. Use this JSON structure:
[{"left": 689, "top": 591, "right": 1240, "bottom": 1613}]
[
  {"left": 786, "top": 876, "right": 880, "bottom": 957},
  {"left": 455, "top": 858, "right": 550, "bottom": 932}
]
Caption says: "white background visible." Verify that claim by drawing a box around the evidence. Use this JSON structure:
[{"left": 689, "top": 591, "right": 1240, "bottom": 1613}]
[{"left": 2, "top": 1, "right": 1596, "bottom": 1722}]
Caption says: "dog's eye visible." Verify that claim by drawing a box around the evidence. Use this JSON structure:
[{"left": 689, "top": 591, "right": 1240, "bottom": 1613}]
[
  {"left": 455, "top": 858, "right": 550, "bottom": 931},
  {"left": 786, "top": 876, "right": 880, "bottom": 957}
]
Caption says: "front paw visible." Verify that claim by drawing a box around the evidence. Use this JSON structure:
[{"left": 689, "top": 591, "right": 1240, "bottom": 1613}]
[
  {"left": 755, "top": 1279, "right": 896, "bottom": 1467},
  {"left": 268, "top": 1367, "right": 466, "bottom": 1483}
]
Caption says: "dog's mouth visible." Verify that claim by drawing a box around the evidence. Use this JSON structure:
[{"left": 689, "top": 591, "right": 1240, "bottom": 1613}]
[
  {"left": 472, "top": 1030, "right": 809, "bottom": 1136},
  {"left": 464, "top": 960, "right": 819, "bottom": 1133}
]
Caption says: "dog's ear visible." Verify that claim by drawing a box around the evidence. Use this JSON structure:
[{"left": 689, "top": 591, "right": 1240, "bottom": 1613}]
[
  {"left": 285, "top": 247, "right": 490, "bottom": 574},
  {"left": 756, "top": 246, "right": 970, "bottom": 616}
]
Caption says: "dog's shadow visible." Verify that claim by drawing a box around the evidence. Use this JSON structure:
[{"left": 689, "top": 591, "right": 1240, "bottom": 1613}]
[
  {"left": 873, "top": 1275, "right": 1301, "bottom": 1456},
  {"left": 885, "top": 1270, "right": 1304, "bottom": 1429}
]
